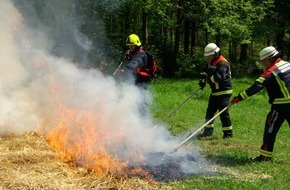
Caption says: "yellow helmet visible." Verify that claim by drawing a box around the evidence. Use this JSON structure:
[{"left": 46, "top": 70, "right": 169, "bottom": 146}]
[{"left": 126, "top": 34, "right": 142, "bottom": 46}]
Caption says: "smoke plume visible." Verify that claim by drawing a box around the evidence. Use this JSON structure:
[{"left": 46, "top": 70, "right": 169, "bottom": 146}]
[{"left": 0, "top": 0, "right": 213, "bottom": 180}]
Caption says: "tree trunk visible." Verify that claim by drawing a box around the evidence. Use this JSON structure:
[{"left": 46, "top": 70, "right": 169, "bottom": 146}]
[
  {"left": 142, "top": 0, "right": 148, "bottom": 48},
  {"left": 171, "top": 2, "right": 182, "bottom": 75},
  {"left": 190, "top": 20, "right": 196, "bottom": 54},
  {"left": 229, "top": 42, "right": 233, "bottom": 61},
  {"left": 174, "top": 5, "right": 181, "bottom": 55},
  {"left": 231, "top": 42, "right": 237, "bottom": 62},
  {"left": 124, "top": 7, "right": 131, "bottom": 34},
  {"left": 163, "top": 1, "right": 182, "bottom": 77},
  {"left": 276, "top": 30, "right": 285, "bottom": 57},
  {"left": 240, "top": 43, "right": 248, "bottom": 62},
  {"left": 184, "top": 18, "right": 190, "bottom": 54},
  {"left": 205, "top": 30, "right": 208, "bottom": 45},
  {"left": 215, "top": 33, "right": 221, "bottom": 47}
]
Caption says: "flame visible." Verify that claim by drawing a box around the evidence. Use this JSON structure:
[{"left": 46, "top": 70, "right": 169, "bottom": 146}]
[
  {"left": 45, "top": 103, "right": 128, "bottom": 175},
  {"left": 38, "top": 68, "right": 154, "bottom": 180},
  {"left": 5, "top": 4, "right": 156, "bottom": 182}
]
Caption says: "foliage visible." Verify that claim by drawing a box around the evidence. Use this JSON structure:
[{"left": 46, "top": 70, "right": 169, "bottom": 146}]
[
  {"left": 176, "top": 51, "right": 205, "bottom": 78},
  {"left": 204, "top": 0, "right": 273, "bottom": 43},
  {"left": 13, "top": 0, "right": 290, "bottom": 77},
  {"left": 231, "top": 57, "right": 264, "bottom": 78}
]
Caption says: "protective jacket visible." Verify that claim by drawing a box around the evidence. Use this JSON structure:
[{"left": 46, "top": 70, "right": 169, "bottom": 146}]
[
  {"left": 123, "top": 48, "right": 150, "bottom": 86},
  {"left": 238, "top": 58, "right": 290, "bottom": 104},
  {"left": 200, "top": 55, "right": 233, "bottom": 96},
  {"left": 199, "top": 55, "right": 233, "bottom": 137},
  {"left": 235, "top": 58, "right": 290, "bottom": 159}
]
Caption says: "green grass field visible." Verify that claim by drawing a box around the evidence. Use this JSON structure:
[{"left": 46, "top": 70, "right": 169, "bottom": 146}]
[{"left": 148, "top": 78, "right": 289, "bottom": 190}]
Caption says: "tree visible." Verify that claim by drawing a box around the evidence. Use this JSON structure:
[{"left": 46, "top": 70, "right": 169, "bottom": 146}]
[
  {"left": 13, "top": 0, "right": 289, "bottom": 77},
  {"left": 204, "top": 0, "right": 273, "bottom": 62}
]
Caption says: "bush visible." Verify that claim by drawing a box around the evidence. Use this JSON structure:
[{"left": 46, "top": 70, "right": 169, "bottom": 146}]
[
  {"left": 231, "top": 57, "right": 264, "bottom": 77},
  {"left": 176, "top": 52, "right": 205, "bottom": 78}
]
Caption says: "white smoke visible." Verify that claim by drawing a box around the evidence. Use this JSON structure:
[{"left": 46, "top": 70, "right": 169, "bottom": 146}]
[{"left": 0, "top": 0, "right": 212, "bottom": 178}]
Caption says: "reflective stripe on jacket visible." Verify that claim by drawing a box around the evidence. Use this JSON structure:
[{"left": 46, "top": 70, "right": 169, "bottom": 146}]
[
  {"left": 201, "top": 55, "right": 233, "bottom": 96},
  {"left": 239, "top": 59, "right": 290, "bottom": 104}
]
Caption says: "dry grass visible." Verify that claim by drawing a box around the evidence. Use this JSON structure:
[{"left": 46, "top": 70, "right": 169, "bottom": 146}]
[{"left": 0, "top": 132, "right": 163, "bottom": 190}]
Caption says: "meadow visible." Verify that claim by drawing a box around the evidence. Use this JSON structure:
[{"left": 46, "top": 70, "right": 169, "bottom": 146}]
[
  {"left": 149, "top": 78, "right": 289, "bottom": 190},
  {"left": 0, "top": 77, "right": 289, "bottom": 190}
]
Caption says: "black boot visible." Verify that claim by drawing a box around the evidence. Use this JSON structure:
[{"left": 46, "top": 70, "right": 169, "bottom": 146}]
[
  {"left": 251, "top": 155, "right": 272, "bottom": 162},
  {"left": 201, "top": 127, "right": 214, "bottom": 137},
  {"left": 223, "top": 130, "right": 233, "bottom": 139}
]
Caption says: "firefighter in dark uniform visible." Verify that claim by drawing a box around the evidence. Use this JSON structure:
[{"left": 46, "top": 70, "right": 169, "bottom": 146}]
[
  {"left": 231, "top": 46, "right": 290, "bottom": 162},
  {"left": 116, "top": 34, "right": 150, "bottom": 117},
  {"left": 199, "top": 43, "right": 233, "bottom": 139}
]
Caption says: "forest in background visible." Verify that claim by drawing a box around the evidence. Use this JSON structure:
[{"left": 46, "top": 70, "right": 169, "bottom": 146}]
[{"left": 14, "top": 0, "right": 290, "bottom": 78}]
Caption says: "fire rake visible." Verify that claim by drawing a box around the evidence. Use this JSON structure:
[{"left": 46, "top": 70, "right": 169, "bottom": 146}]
[{"left": 171, "top": 103, "right": 232, "bottom": 154}]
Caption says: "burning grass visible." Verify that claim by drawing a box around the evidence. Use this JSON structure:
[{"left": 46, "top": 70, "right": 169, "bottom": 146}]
[{"left": 0, "top": 132, "right": 162, "bottom": 190}]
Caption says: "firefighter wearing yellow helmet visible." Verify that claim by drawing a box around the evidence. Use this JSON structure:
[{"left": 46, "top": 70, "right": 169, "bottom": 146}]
[
  {"left": 198, "top": 43, "right": 233, "bottom": 139},
  {"left": 231, "top": 46, "right": 290, "bottom": 162},
  {"left": 116, "top": 34, "right": 151, "bottom": 117},
  {"left": 126, "top": 34, "right": 142, "bottom": 46},
  {"left": 118, "top": 34, "right": 148, "bottom": 81}
]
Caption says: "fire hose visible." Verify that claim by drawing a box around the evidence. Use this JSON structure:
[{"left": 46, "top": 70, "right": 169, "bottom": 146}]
[
  {"left": 171, "top": 103, "right": 232, "bottom": 154},
  {"left": 148, "top": 87, "right": 201, "bottom": 133}
]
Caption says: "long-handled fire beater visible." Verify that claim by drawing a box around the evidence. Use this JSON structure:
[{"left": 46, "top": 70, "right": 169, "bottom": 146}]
[
  {"left": 148, "top": 87, "right": 201, "bottom": 133},
  {"left": 171, "top": 103, "right": 232, "bottom": 154}
]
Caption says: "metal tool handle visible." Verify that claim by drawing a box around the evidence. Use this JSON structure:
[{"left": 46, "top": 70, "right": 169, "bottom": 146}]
[
  {"left": 113, "top": 61, "right": 124, "bottom": 76},
  {"left": 171, "top": 103, "right": 232, "bottom": 153},
  {"left": 148, "top": 87, "right": 201, "bottom": 133},
  {"left": 161, "top": 88, "right": 201, "bottom": 122}
]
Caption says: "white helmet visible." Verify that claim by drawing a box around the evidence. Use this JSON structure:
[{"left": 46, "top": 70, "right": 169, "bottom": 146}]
[
  {"left": 259, "top": 46, "right": 279, "bottom": 60},
  {"left": 204, "top": 43, "right": 220, "bottom": 56}
]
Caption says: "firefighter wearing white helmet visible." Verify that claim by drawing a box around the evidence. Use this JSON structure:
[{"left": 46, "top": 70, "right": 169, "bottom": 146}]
[
  {"left": 259, "top": 46, "right": 279, "bottom": 60},
  {"left": 231, "top": 46, "right": 290, "bottom": 162},
  {"left": 198, "top": 43, "right": 233, "bottom": 139},
  {"left": 204, "top": 43, "right": 220, "bottom": 56}
]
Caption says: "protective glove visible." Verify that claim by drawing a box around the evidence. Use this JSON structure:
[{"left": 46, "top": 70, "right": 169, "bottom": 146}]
[
  {"left": 198, "top": 79, "right": 206, "bottom": 90},
  {"left": 199, "top": 73, "right": 207, "bottom": 80},
  {"left": 116, "top": 69, "right": 124, "bottom": 76},
  {"left": 230, "top": 96, "right": 240, "bottom": 104},
  {"left": 123, "top": 51, "right": 131, "bottom": 60}
]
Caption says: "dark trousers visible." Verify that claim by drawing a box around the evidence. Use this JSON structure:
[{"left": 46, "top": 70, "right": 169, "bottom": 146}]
[
  {"left": 261, "top": 104, "right": 290, "bottom": 153},
  {"left": 136, "top": 82, "right": 149, "bottom": 119},
  {"left": 205, "top": 94, "right": 232, "bottom": 129}
]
